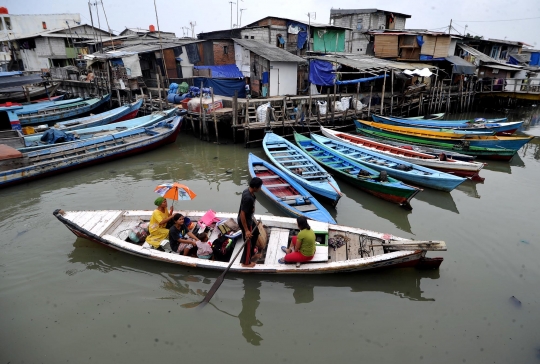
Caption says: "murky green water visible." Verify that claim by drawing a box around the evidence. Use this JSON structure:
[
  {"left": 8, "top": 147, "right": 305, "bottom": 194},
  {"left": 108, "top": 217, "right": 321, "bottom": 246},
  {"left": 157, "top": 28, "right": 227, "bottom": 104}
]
[{"left": 1, "top": 106, "right": 539, "bottom": 363}]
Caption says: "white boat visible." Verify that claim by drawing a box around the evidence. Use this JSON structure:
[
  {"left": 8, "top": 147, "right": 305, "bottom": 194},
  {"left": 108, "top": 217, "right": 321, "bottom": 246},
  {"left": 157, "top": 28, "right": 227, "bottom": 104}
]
[
  {"left": 320, "top": 127, "right": 485, "bottom": 181},
  {"left": 53, "top": 209, "right": 446, "bottom": 274}
]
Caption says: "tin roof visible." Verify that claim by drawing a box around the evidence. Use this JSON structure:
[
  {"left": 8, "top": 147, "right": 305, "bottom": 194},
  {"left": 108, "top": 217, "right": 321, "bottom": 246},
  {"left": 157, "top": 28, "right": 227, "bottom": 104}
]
[
  {"left": 308, "top": 54, "right": 437, "bottom": 73},
  {"left": 234, "top": 39, "right": 307, "bottom": 63},
  {"left": 330, "top": 9, "right": 412, "bottom": 18},
  {"left": 458, "top": 44, "right": 522, "bottom": 69}
]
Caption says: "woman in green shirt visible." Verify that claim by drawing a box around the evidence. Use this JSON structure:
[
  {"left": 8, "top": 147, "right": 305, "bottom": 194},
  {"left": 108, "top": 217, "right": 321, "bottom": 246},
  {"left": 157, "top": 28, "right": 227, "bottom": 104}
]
[{"left": 279, "top": 216, "right": 316, "bottom": 264}]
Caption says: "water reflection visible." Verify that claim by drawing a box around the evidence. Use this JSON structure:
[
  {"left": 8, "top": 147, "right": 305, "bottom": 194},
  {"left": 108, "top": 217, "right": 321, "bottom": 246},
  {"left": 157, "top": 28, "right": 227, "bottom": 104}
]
[
  {"left": 520, "top": 138, "right": 540, "bottom": 161},
  {"left": 455, "top": 180, "right": 481, "bottom": 198},
  {"left": 415, "top": 189, "right": 459, "bottom": 214},
  {"left": 67, "top": 240, "right": 441, "bottom": 346}
]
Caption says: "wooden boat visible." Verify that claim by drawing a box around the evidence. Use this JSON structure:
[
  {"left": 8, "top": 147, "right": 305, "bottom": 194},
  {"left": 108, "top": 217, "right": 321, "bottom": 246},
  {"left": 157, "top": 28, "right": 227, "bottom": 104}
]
[
  {"left": 354, "top": 120, "right": 522, "bottom": 161},
  {"left": 294, "top": 133, "right": 421, "bottom": 209},
  {"left": 405, "top": 113, "right": 445, "bottom": 120},
  {"left": 19, "top": 109, "right": 171, "bottom": 153},
  {"left": 362, "top": 120, "right": 533, "bottom": 150},
  {"left": 53, "top": 209, "right": 446, "bottom": 274},
  {"left": 0, "top": 94, "right": 64, "bottom": 108},
  {"left": 0, "top": 116, "right": 181, "bottom": 188},
  {"left": 310, "top": 133, "right": 465, "bottom": 191},
  {"left": 262, "top": 131, "right": 342, "bottom": 206},
  {"left": 352, "top": 133, "right": 477, "bottom": 162},
  {"left": 248, "top": 154, "right": 336, "bottom": 224},
  {"left": 372, "top": 114, "right": 523, "bottom": 136},
  {"left": 320, "top": 127, "right": 485, "bottom": 181},
  {"left": 18, "top": 95, "right": 111, "bottom": 126},
  {"left": 14, "top": 98, "right": 84, "bottom": 115},
  {"left": 0, "top": 82, "right": 60, "bottom": 103}
]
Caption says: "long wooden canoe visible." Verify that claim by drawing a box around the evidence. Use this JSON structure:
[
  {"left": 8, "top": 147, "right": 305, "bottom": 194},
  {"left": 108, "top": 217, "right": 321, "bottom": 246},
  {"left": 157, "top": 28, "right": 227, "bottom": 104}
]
[
  {"left": 372, "top": 114, "right": 523, "bottom": 136},
  {"left": 310, "top": 133, "right": 466, "bottom": 192},
  {"left": 19, "top": 95, "right": 111, "bottom": 125},
  {"left": 53, "top": 209, "right": 445, "bottom": 274},
  {"left": 320, "top": 127, "right": 485, "bottom": 181},
  {"left": 263, "top": 131, "right": 342, "bottom": 206},
  {"left": 357, "top": 120, "right": 533, "bottom": 151},
  {"left": 248, "top": 153, "right": 336, "bottom": 224},
  {"left": 294, "top": 132, "right": 421, "bottom": 209},
  {"left": 19, "top": 109, "right": 173, "bottom": 152},
  {"left": 354, "top": 120, "right": 518, "bottom": 161},
  {"left": 0, "top": 116, "right": 181, "bottom": 188}
]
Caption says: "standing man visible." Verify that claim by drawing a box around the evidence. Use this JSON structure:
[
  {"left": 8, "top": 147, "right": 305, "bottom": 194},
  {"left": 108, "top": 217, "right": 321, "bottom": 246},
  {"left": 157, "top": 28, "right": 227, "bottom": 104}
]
[{"left": 237, "top": 177, "right": 263, "bottom": 268}]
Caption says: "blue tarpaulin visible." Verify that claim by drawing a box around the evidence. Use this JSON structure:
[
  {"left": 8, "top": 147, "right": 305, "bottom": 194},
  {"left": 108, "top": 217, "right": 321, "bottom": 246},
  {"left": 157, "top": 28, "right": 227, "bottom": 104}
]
[
  {"left": 193, "top": 64, "right": 244, "bottom": 79},
  {"left": 508, "top": 56, "right": 519, "bottom": 65},
  {"left": 416, "top": 36, "right": 424, "bottom": 47},
  {"left": 0, "top": 71, "right": 23, "bottom": 77},
  {"left": 40, "top": 129, "right": 76, "bottom": 144},
  {"left": 336, "top": 74, "right": 387, "bottom": 85},
  {"left": 530, "top": 52, "right": 540, "bottom": 66},
  {"left": 309, "top": 60, "right": 335, "bottom": 86},
  {"left": 193, "top": 77, "right": 246, "bottom": 98},
  {"left": 297, "top": 31, "right": 308, "bottom": 49},
  {"left": 262, "top": 72, "right": 269, "bottom": 84}
]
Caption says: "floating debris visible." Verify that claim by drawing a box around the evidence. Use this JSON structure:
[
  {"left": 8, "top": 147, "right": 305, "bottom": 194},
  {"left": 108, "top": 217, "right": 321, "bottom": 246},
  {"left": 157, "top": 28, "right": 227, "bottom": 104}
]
[
  {"left": 520, "top": 240, "right": 530, "bottom": 244},
  {"left": 509, "top": 296, "right": 522, "bottom": 307}
]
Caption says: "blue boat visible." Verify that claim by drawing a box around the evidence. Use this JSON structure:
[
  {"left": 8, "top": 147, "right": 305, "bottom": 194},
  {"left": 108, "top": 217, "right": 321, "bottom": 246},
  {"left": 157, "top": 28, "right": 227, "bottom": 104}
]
[
  {"left": 311, "top": 133, "right": 466, "bottom": 192},
  {"left": 248, "top": 154, "right": 336, "bottom": 224},
  {"left": 0, "top": 116, "right": 182, "bottom": 188},
  {"left": 372, "top": 114, "right": 522, "bottom": 136},
  {"left": 262, "top": 131, "right": 342, "bottom": 206},
  {"left": 13, "top": 98, "right": 84, "bottom": 115},
  {"left": 18, "top": 95, "right": 111, "bottom": 126},
  {"left": 19, "top": 109, "right": 175, "bottom": 152},
  {"left": 294, "top": 133, "right": 421, "bottom": 210}
]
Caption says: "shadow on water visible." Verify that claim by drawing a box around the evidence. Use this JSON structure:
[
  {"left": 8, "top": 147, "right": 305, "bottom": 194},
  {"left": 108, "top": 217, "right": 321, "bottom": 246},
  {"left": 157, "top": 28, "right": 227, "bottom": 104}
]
[
  {"left": 414, "top": 188, "right": 459, "bottom": 214},
  {"left": 455, "top": 179, "right": 481, "bottom": 199},
  {"left": 67, "top": 238, "right": 440, "bottom": 346}
]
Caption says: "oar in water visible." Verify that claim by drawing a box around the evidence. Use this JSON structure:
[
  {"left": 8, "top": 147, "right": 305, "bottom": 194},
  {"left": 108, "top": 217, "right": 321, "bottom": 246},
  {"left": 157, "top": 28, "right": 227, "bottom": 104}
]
[{"left": 197, "top": 223, "right": 261, "bottom": 308}]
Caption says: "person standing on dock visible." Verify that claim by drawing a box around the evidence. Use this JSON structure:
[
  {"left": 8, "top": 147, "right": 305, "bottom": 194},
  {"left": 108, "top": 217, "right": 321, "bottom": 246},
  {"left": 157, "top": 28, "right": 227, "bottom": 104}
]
[{"left": 237, "top": 177, "right": 263, "bottom": 268}]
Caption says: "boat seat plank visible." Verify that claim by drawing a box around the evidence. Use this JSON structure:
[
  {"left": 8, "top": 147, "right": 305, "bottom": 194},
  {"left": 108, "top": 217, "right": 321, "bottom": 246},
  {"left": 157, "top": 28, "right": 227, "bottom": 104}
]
[
  {"left": 253, "top": 166, "right": 268, "bottom": 171},
  {"left": 346, "top": 234, "right": 362, "bottom": 259},
  {"left": 267, "top": 143, "right": 288, "bottom": 149},
  {"left": 71, "top": 211, "right": 95, "bottom": 226},
  {"left": 91, "top": 211, "right": 125, "bottom": 236},
  {"left": 310, "top": 245, "right": 329, "bottom": 263},
  {"left": 258, "top": 175, "right": 280, "bottom": 180},
  {"left": 284, "top": 164, "right": 309, "bottom": 169},
  {"left": 266, "top": 183, "right": 290, "bottom": 188},
  {"left": 80, "top": 210, "right": 117, "bottom": 232},
  {"left": 265, "top": 228, "right": 289, "bottom": 265},
  {"left": 328, "top": 231, "right": 347, "bottom": 262},
  {"left": 293, "top": 204, "right": 318, "bottom": 212}
]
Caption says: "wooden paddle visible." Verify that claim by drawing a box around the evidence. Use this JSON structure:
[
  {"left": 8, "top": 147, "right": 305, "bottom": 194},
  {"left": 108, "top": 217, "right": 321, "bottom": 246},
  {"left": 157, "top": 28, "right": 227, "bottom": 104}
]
[{"left": 197, "top": 222, "right": 261, "bottom": 308}]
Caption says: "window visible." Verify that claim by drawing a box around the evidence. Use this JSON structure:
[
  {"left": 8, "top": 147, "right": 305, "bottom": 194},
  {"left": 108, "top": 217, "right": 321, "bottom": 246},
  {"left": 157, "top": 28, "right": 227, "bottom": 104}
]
[
  {"left": 42, "top": 22, "right": 47, "bottom": 30},
  {"left": 356, "top": 19, "right": 363, "bottom": 31},
  {"left": 490, "top": 45, "right": 500, "bottom": 59},
  {"left": 244, "top": 35, "right": 248, "bottom": 39},
  {"left": 4, "top": 17, "right": 10, "bottom": 30},
  {"left": 223, "top": 45, "right": 228, "bottom": 54}
]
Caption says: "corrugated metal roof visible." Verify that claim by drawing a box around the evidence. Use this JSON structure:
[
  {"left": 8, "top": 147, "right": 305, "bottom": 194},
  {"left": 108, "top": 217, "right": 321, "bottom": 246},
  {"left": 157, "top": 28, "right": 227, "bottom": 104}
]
[
  {"left": 458, "top": 44, "right": 522, "bottom": 69},
  {"left": 244, "top": 16, "right": 351, "bottom": 30},
  {"left": 234, "top": 39, "right": 307, "bottom": 63},
  {"left": 484, "top": 64, "right": 523, "bottom": 71},
  {"left": 330, "top": 9, "right": 412, "bottom": 18},
  {"left": 308, "top": 54, "right": 437, "bottom": 73}
]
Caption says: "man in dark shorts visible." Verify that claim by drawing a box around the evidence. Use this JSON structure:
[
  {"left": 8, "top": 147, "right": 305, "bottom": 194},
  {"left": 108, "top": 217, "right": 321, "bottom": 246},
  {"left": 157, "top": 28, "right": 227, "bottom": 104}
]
[{"left": 237, "top": 177, "right": 263, "bottom": 268}]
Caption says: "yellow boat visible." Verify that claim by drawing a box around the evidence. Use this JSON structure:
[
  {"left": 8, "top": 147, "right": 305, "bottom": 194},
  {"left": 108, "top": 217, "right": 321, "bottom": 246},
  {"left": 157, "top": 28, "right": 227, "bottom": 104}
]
[{"left": 357, "top": 120, "right": 534, "bottom": 151}]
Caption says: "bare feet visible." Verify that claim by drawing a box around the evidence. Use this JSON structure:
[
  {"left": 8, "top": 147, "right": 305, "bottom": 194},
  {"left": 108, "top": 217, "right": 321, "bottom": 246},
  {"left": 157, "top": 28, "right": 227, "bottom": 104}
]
[{"left": 241, "top": 262, "right": 256, "bottom": 268}]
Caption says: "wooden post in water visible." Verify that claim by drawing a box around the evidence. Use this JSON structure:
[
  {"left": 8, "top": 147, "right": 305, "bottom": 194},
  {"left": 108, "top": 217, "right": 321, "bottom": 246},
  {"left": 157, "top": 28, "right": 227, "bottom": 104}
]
[
  {"left": 367, "top": 84, "right": 373, "bottom": 117},
  {"left": 380, "top": 68, "right": 387, "bottom": 115},
  {"left": 355, "top": 82, "right": 360, "bottom": 117},
  {"left": 23, "top": 86, "right": 31, "bottom": 103},
  {"left": 325, "top": 91, "right": 330, "bottom": 124},
  {"left": 308, "top": 82, "right": 312, "bottom": 117},
  {"left": 244, "top": 98, "right": 250, "bottom": 148},
  {"left": 331, "top": 84, "right": 337, "bottom": 124},
  {"left": 199, "top": 81, "right": 203, "bottom": 140},
  {"left": 232, "top": 91, "right": 238, "bottom": 143},
  {"left": 390, "top": 69, "right": 394, "bottom": 116},
  {"left": 211, "top": 87, "right": 219, "bottom": 144}
]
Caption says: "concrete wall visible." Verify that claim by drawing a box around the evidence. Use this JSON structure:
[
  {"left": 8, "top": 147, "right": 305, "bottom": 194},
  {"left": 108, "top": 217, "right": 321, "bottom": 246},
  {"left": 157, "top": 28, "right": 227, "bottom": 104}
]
[
  {"left": 19, "top": 48, "right": 48, "bottom": 71},
  {"left": 0, "top": 13, "right": 80, "bottom": 38},
  {"left": 240, "top": 27, "right": 286, "bottom": 46},
  {"left": 269, "top": 61, "right": 297, "bottom": 96},
  {"left": 35, "top": 37, "right": 66, "bottom": 58}
]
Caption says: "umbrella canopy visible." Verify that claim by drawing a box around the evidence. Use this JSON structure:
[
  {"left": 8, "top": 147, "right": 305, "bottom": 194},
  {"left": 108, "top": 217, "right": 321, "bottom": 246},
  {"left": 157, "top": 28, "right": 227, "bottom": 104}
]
[{"left": 154, "top": 182, "right": 197, "bottom": 201}]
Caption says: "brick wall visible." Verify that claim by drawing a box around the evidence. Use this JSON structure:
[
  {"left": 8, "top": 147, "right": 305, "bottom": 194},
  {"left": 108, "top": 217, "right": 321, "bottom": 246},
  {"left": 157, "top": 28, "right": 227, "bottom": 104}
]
[{"left": 213, "top": 40, "right": 235, "bottom": 65}]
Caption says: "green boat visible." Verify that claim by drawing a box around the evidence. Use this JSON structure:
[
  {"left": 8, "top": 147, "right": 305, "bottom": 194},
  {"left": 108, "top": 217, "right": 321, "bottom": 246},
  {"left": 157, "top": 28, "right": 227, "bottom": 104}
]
[
  {"left": 354, "top": 120, "right": 517, "bottom": 161},
  {"left": 294, "top": 132, "right": 421, "bottom": 210}
]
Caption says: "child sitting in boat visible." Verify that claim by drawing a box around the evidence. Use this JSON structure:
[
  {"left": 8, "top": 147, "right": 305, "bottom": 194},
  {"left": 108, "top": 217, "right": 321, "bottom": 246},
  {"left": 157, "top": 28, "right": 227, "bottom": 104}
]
[{"left": 195, "top": 232, "right": 213, "bottom": 259}]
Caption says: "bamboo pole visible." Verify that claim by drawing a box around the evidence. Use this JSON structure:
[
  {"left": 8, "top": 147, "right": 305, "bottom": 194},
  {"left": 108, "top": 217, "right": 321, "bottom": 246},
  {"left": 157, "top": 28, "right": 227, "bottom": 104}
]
[
  {"left": 355, "top": 82, "right": 360, "bottom": 117},
  {"left": 380, "top": 68, "right": 387, "bottom": 115},
  {"left": 199, "top": 81, "right": 203, "bottom": 140},
  {"left": 390, "top": 69, "right": 394, "bottom": 116},
  {"left": 367, "top": 84, "right": 373, "bottom": 117},
  {"left": 211, "top": 87, "right": 219, "bottom": 144},
  {"left": 331, "top": 84, "right": 337, "bottom": 124},
  {"left": 232, "top": 91, "right": 238, "bottom": 143}
]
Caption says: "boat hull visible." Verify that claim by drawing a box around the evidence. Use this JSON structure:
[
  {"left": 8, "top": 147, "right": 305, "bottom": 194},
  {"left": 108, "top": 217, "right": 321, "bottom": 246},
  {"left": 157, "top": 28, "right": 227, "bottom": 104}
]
[{"left": 0, "top": 117, "right": 182, "bottom": 188}]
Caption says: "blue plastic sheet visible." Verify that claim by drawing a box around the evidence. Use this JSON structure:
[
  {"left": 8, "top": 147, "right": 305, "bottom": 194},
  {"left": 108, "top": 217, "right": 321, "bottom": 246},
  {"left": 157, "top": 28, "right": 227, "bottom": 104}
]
[
  {"left": 530, "top": 52, "right": 540, "bottom": 66},
  {"left": 335, "top": 74, "right": 387, "bottom": 85},
  {"left": 193, "top": 64, "right": 243, "bottom": 79},
  {"left": 416, "top": 36, "right": 424, "bottom": 47},
  {"left": 262, "top": 72, "right": 269, "bottom": 84},
  {"left": 40, "top": 129, "right": 76, "bottom": 144},
  {"left": 309, "top": 60, "right": 335, "bottom": 86},
  {"left": 297, "top": 31, "right": 308, "bottom": 49},
  {"left": 193, "top": 77, "right": 246, "bottom": 98}
]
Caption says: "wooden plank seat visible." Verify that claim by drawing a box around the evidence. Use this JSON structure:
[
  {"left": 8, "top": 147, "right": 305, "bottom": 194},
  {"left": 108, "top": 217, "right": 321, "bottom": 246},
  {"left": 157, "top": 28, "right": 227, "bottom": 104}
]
[
  {"left": 280, "top": 195, "right": 305, "bottom": 200},
  {"left": 267, "top": 143, "right": 288, "bottom": 149},
  {"left": 258, "top": 175, "right": 280, "bottom": 180},
  {"left": 273, "top": 154, "right": 301, "bottom": 159},
  {"left": 293, "top": 204, "right": 318, "bottom": 212},
  {"left": 253, "top": 165, "right": 269, "bottom": 171},
  {"left": 276, "top": 158, "right": 309, "bottom": 163},
  {"left": 266, "top": 183, "right": 290, "bottom": 188},
  {"left": 284, "top": 164, "right": 309, "bottom": 169}
]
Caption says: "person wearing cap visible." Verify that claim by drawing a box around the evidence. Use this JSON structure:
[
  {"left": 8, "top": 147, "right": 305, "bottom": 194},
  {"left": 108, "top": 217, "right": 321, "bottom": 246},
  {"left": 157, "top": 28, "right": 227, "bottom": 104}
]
[
  {"left": 146, "top": 197, "right": 175, "bottom": 249},
  {"left": 237, "top": 177, "right": 263, "bottom": 268}
]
